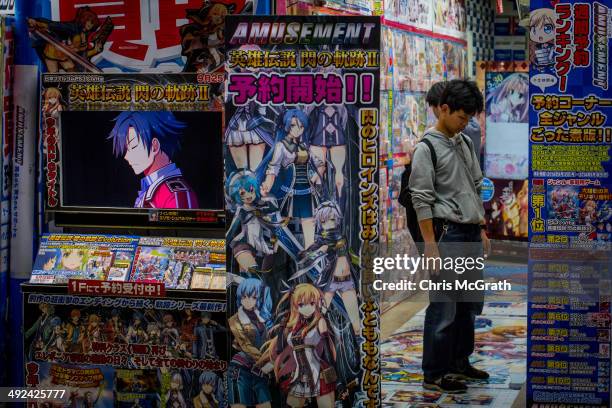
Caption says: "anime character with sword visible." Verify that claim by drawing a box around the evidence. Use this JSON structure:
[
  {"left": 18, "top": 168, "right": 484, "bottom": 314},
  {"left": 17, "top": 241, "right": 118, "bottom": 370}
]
[{"left": 27, "top": 6, "right": 113, "bottom": 73}]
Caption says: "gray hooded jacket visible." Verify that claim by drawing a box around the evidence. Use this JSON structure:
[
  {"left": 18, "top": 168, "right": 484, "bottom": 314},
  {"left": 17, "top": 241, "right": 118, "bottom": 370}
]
[{"left": 408, "top": 128, "right": 485, "bottom": 224}]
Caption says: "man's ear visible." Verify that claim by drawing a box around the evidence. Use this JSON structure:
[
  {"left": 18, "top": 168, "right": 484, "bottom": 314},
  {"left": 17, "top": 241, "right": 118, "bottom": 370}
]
[{"left": 151, "top": 138, "right": 160, "bottom": 156}]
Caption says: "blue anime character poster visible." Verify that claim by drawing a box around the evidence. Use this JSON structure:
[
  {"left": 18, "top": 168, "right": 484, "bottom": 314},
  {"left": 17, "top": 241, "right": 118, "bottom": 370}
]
[
  {"left": 224, "top": 16, "right": 381, "bottom": 408},
  {"left": 527, "top": 0, "right": 612, "bottom": 406}
]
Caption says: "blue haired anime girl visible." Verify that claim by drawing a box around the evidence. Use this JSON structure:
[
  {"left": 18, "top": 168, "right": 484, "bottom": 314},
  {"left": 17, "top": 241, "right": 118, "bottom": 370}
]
[
  {"left": 228, "top": 278, "right": 273, "bottom": 408},
  {"left": 227, "top": 170, "right": 288, "bottom": 274},
  {"left": 258, "top": 109, "right": 322, "bottom": 248}
]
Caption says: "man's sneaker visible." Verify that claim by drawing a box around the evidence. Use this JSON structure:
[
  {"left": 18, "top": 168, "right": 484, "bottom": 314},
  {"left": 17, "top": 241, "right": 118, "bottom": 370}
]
[
  {"left": 449, "top": 364, "right": 490, "bottom": 380},
  {"left": 422, "top": 376, "right": 467, "bottom": 393}
]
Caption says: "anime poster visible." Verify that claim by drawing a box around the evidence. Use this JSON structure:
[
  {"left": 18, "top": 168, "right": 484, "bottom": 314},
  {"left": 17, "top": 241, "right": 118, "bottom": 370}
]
[
  {"left": 30, "top": 234, "right": 139, "bottom": 284},
  {"left": 484, "top": 71, "right": 529, "bottom": 180},
  {"left": 25, "top": 0, "right": 254, "bottom": 73},
  {"left": 224, "top": 16, "right": 380, "bottom": 408},
  {"left": 528, "top": 0, "right": 612, "bottom": 405},
  {"left": 40, "top": 73, "right": 225, "bottom": 225},
  {"left": 131, "top": 237, "right": 226, "bottom": 291},
  {"left": 482, "top": 178, "right": 528, "bottom": 240},
  {"left": 432, "top": 0, "right": 466, "bottom": 40},
  {"left": 23, "top": 284, "right": 228, "bottom": 407},
  {"left": 384, "top": 0, "right": 434, "bottom": 32}
]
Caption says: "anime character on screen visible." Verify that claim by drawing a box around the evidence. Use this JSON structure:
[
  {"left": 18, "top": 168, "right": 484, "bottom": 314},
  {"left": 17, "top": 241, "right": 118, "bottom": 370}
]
[
  {"left": 27, "top": 7, "right": 113, "bottom": 73},
  {"left": 193, "top": 371, "right": 224, "bottom": 408},
  {"left": 258, "top": 283, "right": 337, "bottom": 408},
  {"left": 499, "top": 181, "right": 521, "bottom": 237},
  {"left": 127, "top": 312, "right": 147, "bottom": 344},
  {"left": 293, "top": 201, "right": 361, "bottom": 335},
  {"left": 162, "top": 314, "right": 180, "bottom": 351},
  {"left": 228, "top": 278, "right": 273, "bottom": 408},
  {"left": 109, "top": 111, "right": 200, "bottom": 209},
  {"left": 36, "top": 250, "right": 58, "bottom": 271},
  {"left": 529, "top": 8, "right": 556, "bottom": 71},
  {"left": 83, "top": 313, "right": 102, "bottom": 353},
  {"left": 259, "top": 109, "right": 322, "bottom": 248},
  {"left": 486, "top": 73, "right": 529, "bottom": 123},
  {"left": 42, "top": 87, "right": 64, "bottom": 116}
]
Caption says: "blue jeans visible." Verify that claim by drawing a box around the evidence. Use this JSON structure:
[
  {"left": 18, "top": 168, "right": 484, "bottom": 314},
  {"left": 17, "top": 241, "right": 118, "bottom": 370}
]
[{"left": 422, "top": 220, "right": 484, "bottom": 380}]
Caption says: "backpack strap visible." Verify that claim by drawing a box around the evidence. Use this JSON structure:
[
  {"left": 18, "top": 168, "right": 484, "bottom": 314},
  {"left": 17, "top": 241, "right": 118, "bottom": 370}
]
[
  {"left": 420, "top": 137, "right": 437, "bottom": 168},
  {"left": 459, "top": 133, "right": 474, "bottom": 155}
]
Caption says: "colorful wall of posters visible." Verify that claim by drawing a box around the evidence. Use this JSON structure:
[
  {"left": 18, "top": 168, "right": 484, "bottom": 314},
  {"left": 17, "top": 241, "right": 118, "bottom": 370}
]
[
  {"left": 528, "top": 0, "right": 612, "bottom": 406},
  {"left": 22, "top": 284, "right": 228, "bottom": 407},
  {"left": 383, "top": 0, "right": 465, "bottom": 40},
  {"left": 224, "top": 16, "right": 380, "bottom": 407}
]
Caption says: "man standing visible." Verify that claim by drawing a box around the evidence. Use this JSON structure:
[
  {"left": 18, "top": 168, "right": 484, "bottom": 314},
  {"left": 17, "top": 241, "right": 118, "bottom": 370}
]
[{"left": 410, "top": 79, "right": 491, "bottom": 393}]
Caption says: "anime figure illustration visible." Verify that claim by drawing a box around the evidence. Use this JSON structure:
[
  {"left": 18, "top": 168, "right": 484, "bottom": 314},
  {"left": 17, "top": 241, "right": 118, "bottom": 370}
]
[
  {"left": 179, "top": 308, "right": 199, "bottom": 345},
  {"left": 226, "top": 100, "right": 276, "bottom": 172},
  {"left": 25, "top": 303, "right": 56, "bottom": 359},
  {"left": 304, "top": 79, "right": 352, "bottom": 206},
  {"left": 60, "top": 248, "right": 87, "bottom": 271},
  {"left": 42, "top": 87, "right": 64, "bottom": 116},
  {"left": 500, "top": 182, "right": 521, "bottom": 237},
  {"left": 45, "top": 317, "right": 66, "bottom": 352},
  {"left": 260, "top": 109, "right": 321, "bottom": 248},
  {"left": 228, "top": 278, "right": 273, "bottom": 408},
  {"left": 64, "top": 309, "right": 85, "bottom": 352},
  {"left": 109, "top": 111, "right": 199, "bottom": 209},
  {"left": 259, "top": 283, "right": 337, "bottom": 408},
  {"left": 127, "top": 312, "right": 146, "bottom": 344},
  {"left": 193, "top": 371, "right": 223, "bottom": 408},
  {"left": 166, "top": 372, "right": 188, "bottom": 408},
  {"left": 486, "top": 73, "right": 529, "bottom": 123},
  {"left": 148, "top": 323, "right": 162, "bottom": 345},
  {"left": 180, "top": 0, "right": 249, "bottom": 73},
  {"left": 227, "top": 170, "right": 302, "bottom": 274},
  {"left": 550, "top": 189, "right": 579, "bottom": 219},
  {"left": 529, "top": 8, "right": 556, "bottom": 71},
  {"left": 37, "top": 250, "right": 58, "bottom": 271},
  {"left": 162, "top": 314, "right": 180, "bottom": 350},
  {"left": 104, "top": 309, "right": 125, "bottom": 343},
  {"left": 83, "top": 314, "right": 102, "bottom": 353},
  {"left": 518, "top": 180, "right": 528, "bottom": 237},
  {"left": 27, "top": 7, "right": 113, "bottom": 73},
  {"left": 293, "top": 201, "right": 361, "bottom": 335},
  {"left": 580, "top": 200, "right": 598, "bottom": 224},
  {"left": 193, "top": 312, "right": 227, "bottom": 359}
]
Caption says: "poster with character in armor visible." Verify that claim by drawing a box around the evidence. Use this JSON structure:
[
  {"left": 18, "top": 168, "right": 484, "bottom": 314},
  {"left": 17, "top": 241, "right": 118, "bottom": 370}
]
[{"left": 224, "top": 15, "right": 381, "bottom": 408}]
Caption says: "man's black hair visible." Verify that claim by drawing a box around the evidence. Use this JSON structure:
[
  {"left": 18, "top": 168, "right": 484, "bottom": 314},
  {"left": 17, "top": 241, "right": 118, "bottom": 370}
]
[
  {"left": 425, "top": 81, "right": 447, "bottom": 107},
  {"left": 439, "top": 79, "right": 484, "bottom": 115}
]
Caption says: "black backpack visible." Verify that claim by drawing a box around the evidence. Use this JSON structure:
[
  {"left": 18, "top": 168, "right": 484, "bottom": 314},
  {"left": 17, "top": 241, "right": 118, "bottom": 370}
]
[
  {"left": 398, "top": 134, "right": 473, "bottom": 242},
  {"left": 398, "top": 138, "right": 436, "bottom": 243}
]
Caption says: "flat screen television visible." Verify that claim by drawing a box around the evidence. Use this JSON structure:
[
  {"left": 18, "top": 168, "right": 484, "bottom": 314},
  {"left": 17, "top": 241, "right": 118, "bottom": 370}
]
[{"left": 46, "top": 110, "right": 224, "bottom": 227}]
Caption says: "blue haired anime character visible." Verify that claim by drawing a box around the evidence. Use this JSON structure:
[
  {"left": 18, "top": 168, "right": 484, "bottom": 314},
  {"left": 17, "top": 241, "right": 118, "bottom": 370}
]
[
  {"left": 226, "top": 170, "right": 303, "bottom": 275},
  {"left": 193, "top": 371, "right": 224, "bottom": 408},
  {"left": 108, "top": 111, "right": 199, "bottom": 209},
  {"left": 228, "top": 278, "right": 273, "bottom": 408},
  {"left": 258, "top": 108, "right": 323, "bottom": 248}
]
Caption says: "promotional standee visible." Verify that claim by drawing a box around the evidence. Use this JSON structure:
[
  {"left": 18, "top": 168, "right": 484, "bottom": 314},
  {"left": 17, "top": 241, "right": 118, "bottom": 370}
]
[
  {"left": 224, "top": 16, "right": 381, "bottom": 408},
  {"left": 527, "top": 0, "right": 612, "bottom": 406},
  {"left": 10, "top": 0, "right": 254, "bottom": 385}
]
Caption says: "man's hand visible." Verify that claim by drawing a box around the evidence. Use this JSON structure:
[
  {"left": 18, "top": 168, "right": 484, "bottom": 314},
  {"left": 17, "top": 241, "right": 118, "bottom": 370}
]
[
  {"left": 424, "top": 241, "right": 441, "bottom": 276},
  {"left": 481, "top": 229, "right": 491, "bottom": 258}
]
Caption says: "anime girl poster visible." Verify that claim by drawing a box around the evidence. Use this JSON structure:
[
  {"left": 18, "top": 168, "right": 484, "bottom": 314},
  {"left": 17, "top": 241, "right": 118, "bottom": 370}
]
[
  {"left": 484, "top": 71, "right": 529, "bottom": 180},
  {"left": 225, "top": 16, "right": 381, "bottom": 408}
]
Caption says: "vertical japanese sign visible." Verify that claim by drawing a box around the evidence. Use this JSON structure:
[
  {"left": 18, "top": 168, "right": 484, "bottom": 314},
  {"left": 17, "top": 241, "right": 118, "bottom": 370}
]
[
  {"left": 528, "top": 1, "right": 612, "bottom": 406},
  {"left": 224, "top": 16, "right": 381, "bottom": 408}
]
